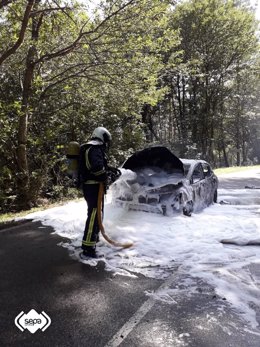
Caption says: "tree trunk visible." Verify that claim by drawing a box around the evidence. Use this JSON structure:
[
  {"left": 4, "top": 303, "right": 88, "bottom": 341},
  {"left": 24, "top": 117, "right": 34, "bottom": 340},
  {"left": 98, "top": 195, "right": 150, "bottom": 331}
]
[
  {"left": 141, "top": 104, "right": 159, "bottom": 143},
  {"left": 222, "top": 139, "right": 229, "bottom": 167},
  {"left": 16, "top": 49, "right": 36, "bottom": 208},
  {"left": 176, "top": 75, "right": 186, "bottom": 155},
  {"left": 16, "top": 2, "right": 41, "bottom": 208}
]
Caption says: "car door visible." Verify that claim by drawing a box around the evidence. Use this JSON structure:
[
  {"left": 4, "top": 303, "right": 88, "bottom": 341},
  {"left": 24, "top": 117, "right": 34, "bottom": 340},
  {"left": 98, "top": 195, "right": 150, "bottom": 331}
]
[
  {"left": 190, "top": 163, "right": 205, "bottom": 205},
  {"left": 202, "top": 162, "right": 218, "bottom": 203}
]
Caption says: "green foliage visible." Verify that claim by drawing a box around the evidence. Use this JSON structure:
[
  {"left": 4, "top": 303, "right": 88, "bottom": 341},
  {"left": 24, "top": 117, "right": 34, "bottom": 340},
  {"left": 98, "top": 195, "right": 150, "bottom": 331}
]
[
  {"left": 0, "top": 0, "right": 176, "bottom": 211},
  {"left": 144, "top": 0, "right": 260, "bottom": 165}
]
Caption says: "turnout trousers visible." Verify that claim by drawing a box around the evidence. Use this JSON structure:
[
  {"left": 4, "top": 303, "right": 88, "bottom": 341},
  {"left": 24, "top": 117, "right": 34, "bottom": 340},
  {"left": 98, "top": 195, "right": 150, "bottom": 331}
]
[{"left": 82, "top": 183, "right": 103, "bottom": 251}]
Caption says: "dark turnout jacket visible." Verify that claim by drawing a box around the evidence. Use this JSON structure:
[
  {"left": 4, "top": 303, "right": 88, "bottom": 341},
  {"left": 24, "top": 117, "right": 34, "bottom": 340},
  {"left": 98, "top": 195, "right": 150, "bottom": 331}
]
[{"left": 79, "top": 140, "right": 108, "bottom": 184}]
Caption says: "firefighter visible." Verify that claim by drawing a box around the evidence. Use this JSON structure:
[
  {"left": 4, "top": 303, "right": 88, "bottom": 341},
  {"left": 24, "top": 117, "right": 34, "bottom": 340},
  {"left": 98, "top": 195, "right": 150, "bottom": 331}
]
[{"left": 79, "top": 126, "right": 112, "bottom": 258}]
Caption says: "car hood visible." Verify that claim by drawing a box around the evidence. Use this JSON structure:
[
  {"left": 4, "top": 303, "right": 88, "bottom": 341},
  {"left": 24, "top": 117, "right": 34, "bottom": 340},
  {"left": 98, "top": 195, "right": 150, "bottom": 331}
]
[{"left": 122, "top": 146, "right": 184, "bottom": 175}]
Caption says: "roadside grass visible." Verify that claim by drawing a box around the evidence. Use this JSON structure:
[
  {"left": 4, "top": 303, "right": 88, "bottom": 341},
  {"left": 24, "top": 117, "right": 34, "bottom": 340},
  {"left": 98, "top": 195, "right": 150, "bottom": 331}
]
[
  {"left": 0, "top": 208, "right": 41, "bottom": 223},
  {"left": 215, "top": 165, "right": 260, "bottom": 176}
]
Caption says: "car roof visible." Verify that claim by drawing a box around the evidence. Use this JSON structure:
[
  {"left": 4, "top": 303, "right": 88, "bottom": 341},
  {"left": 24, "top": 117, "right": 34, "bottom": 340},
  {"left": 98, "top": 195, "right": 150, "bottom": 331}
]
[{"left": 181, "top": 159, "right": 209, "bottom": 166}]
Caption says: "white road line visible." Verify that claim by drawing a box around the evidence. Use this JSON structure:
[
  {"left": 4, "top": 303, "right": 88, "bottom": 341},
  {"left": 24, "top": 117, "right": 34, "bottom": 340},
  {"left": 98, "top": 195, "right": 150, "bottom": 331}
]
[{"left": 104, "top": 273, "right": 177, "bottom": 347}]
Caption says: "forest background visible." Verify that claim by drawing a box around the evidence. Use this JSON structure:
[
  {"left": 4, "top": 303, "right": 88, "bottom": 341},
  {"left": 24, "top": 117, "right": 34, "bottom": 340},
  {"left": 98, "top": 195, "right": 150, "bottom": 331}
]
[{"left": 0, "top": 0, "right": 259, "bottom": 212}]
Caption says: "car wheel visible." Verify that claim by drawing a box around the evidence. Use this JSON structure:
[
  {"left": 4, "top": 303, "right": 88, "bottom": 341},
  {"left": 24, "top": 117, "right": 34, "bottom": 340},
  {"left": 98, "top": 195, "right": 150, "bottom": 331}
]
[
  {"left": 162, "top": 205, "right": 167, "bottom": 216},
  {"left": 213, "top": 190, "right": 218, "bottom": 203},
  {"left": 183, "top": 200, "right": 193, "bottom": 217}
]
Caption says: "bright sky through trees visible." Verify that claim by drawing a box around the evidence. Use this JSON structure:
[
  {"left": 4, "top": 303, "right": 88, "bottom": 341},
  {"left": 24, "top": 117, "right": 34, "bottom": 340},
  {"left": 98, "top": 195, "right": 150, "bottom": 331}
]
[{"left": 82, "top": 0, "right": 260, "bottom": 19}]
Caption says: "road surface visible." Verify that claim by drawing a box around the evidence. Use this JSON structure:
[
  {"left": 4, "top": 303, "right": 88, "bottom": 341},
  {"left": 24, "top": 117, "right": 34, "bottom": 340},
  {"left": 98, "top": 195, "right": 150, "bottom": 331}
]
[{"left": 0, "top": 169, "right": 260, "bottom": 347}]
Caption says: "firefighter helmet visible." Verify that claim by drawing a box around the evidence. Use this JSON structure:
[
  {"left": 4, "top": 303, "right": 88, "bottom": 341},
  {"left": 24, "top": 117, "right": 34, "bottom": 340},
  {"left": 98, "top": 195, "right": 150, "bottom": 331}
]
[{"left": 91, "top": 127, "right": 112, "bottom": 145}]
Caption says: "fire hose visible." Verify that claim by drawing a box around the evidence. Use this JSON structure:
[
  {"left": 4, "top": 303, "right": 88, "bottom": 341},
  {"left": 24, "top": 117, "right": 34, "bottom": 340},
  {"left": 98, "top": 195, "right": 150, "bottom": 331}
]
[{"left": 97, "top": 183, "right": 133, "bottom": 249}]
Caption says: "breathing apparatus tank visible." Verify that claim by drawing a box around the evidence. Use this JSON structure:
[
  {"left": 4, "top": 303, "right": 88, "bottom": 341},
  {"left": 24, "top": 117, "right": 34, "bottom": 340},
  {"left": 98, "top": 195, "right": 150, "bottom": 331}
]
[{"left": 66, "top": 141, "right": 80, "bottom": 179}]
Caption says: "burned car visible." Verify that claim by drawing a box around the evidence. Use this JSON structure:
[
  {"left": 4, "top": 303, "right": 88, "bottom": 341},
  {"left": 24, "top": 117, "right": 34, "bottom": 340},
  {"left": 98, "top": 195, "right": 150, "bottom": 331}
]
[{"left": 111, "top": 146, "right": 218, "bottom": 216}]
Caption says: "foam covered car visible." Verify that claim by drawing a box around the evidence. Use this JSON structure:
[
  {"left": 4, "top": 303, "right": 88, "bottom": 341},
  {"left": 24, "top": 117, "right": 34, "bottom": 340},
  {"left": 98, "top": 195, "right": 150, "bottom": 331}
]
[{"left": 111, "top": 146, "right": 218, "bottom": 216}]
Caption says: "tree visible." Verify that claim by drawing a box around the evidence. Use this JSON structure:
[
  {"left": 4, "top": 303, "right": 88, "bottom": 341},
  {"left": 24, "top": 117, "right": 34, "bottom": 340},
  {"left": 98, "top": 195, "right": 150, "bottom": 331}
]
[
  {"left": 0, "top": 0, "right": 175, "bottom": 210},
  {"left": 0, "top": 0, "right": 35, "bottom": 65},
  {"left": 142, "top": 0, "right": 259, "bottom": 165}
]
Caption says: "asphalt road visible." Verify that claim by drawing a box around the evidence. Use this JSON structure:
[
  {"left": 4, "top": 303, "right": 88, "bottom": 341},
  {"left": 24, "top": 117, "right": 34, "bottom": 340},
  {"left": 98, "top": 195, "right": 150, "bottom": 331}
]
[{"left": 0, "top": 172, "right": 260, "bottom": 347}]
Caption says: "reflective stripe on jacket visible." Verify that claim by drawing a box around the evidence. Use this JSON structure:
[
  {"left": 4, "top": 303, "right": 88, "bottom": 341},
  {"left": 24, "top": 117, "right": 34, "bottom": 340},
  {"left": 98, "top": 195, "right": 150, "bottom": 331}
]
[{"left": 83, "top": 144, "right": 108, "bottom": 183}]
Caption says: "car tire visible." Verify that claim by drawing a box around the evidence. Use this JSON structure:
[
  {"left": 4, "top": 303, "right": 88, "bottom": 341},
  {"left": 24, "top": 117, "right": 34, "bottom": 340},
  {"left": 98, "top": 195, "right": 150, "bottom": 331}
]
[
  {"left": 213, "top": 190, "right": 218, "bottom": 203},
  {"left": 183, "top": 201, "right": 193, "bottom": 217},
  {"left": 162, "top": 205, "right": 167, "bottom": 216}
]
